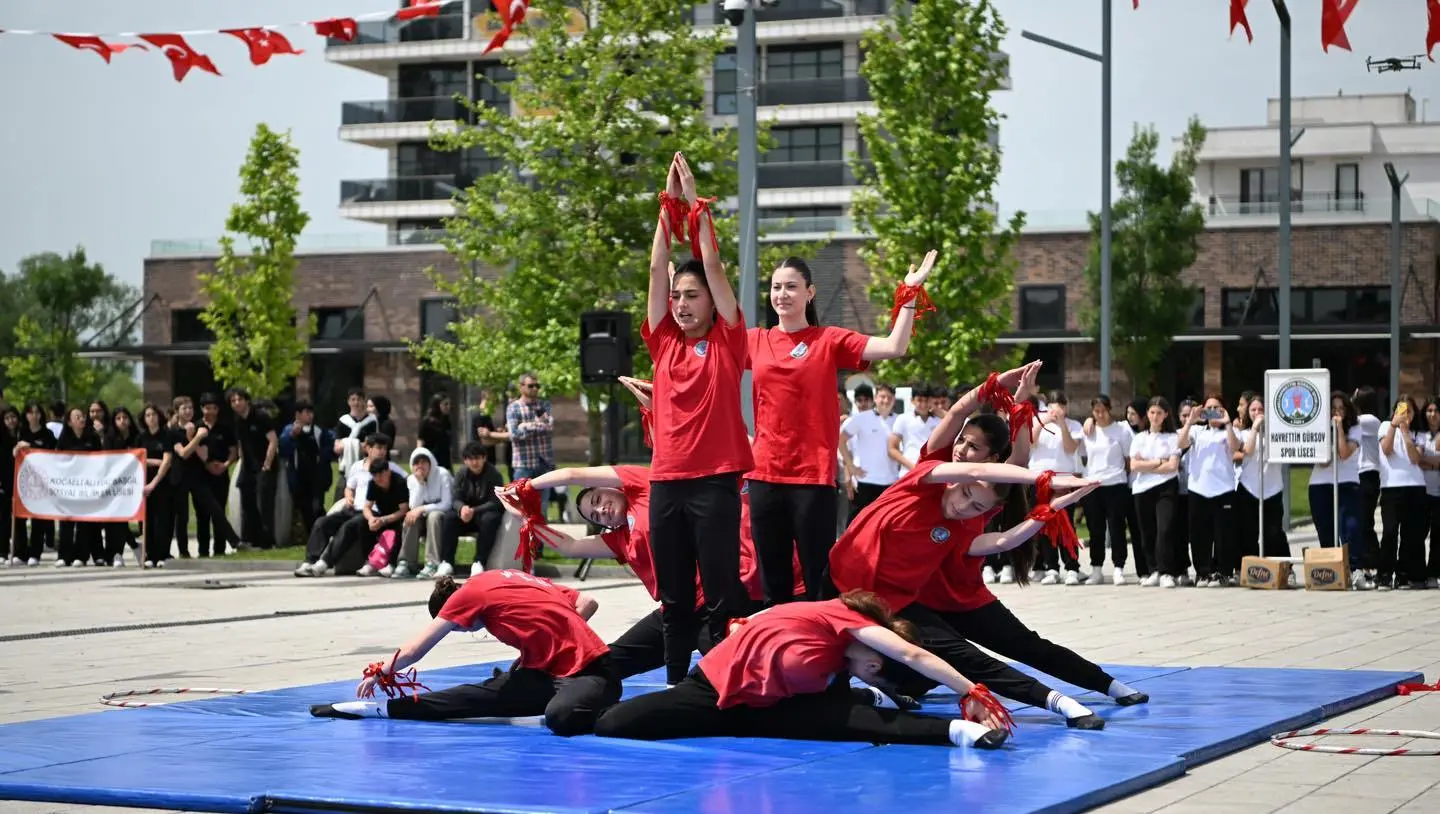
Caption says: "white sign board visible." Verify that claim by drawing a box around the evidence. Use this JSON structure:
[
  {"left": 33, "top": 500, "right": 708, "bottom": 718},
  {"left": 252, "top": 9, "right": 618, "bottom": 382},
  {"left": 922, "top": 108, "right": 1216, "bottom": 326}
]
[{"left": 1263, "top": 368, "right": 1332, "bottom": 465}]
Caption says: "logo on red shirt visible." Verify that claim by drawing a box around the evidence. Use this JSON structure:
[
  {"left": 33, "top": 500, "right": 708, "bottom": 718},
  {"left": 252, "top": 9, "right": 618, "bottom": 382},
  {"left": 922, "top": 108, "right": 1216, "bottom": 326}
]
[
  {"left": 626, "top": 513, "right": 635, "bottom": 529},
  {"left": 694, "top": 340, "right": 709, "bottom": 358},
  {"left": 930, "top": 526, "right": 951, "bottom": 544},
  {"left": 789, "top": 342, "right": 810, "bottom": 359}
]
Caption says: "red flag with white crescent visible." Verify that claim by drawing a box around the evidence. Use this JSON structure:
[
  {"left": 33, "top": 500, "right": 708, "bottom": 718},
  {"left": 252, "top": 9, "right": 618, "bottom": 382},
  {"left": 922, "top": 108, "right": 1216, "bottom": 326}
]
[
  {"left": 483, "top": 0, "right": 530, "bottom": 54},
  {"left": 1230, "top": 0, "right": 1254, "bottom": 42},
  {"left": 312, "top": 18, "right": 359, "bottom": 42},
  {"left": 53, "top": 34, "right": 121, "bottom": 63},
  {"left": 222, "top": 28, "right": 304, "bottom": 66},
  {"left": 1427, "top": 0, "right": 1440, "bottom": 61},
  {"left": 138, "top": 33, "right": 222, "bottom": 82},
  {"left": 1321, "top": 0, "right": 1360, "bottom": 52},
  {"left": 397, "top": 0, "right": 443, "bottom": 21}
]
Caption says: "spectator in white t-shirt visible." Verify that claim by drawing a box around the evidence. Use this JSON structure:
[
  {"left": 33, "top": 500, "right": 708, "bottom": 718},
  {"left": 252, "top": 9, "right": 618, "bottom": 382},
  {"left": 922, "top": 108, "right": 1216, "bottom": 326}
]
[
  {"left": 1416, "top": 399, "right": 1440, "bottom": 587},
  {"left": 1178, "top": 395, "right": 1241, "bottom": 587},
  {"left": 1029, "top": 391, "right": 1083, "bottom": 584},
  {"left": 840, "top": 383, "right": 899, "bottom": 524},
  {"left": 1308, "top": 392, "right": 1366, "bottom": 584},
  {"left": 1079, "top": 395, "right": 1136, "bottom": 586},
  {"left": 1129, "top": 397, "right": 1183, "bottom": 588},
  {"left": 1235, "top": 397, "right": 1288, "bottom": 559},
  {"left": 888, "top": 383, "right": 937, "bottom": 475},
  {"left": 1352, "top": 386, "right": 1385, "bottom": 572},
  {"left": 1378, "top": 395, "right": 1429, "bottom": 589}
]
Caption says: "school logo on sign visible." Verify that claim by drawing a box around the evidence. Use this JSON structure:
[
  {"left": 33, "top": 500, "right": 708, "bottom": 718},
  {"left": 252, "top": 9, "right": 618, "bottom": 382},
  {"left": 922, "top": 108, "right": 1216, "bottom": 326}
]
[
  {"left": 1273, "top": 379, "right": 1322, "bottom": 428},
  {"left": 694, "top": 340, "right": 709, "bottom": 358},
  {"left": 930, "top": 527, "right": 951, "bottom": 544},
  {"left": 790, "top": 342, "right": 810, "bottom": 360}
]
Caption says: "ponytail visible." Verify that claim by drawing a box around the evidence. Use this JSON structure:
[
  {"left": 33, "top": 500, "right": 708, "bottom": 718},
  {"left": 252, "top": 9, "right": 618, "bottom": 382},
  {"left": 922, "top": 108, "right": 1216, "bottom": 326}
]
[
  {"left": 839, "top": 589, "right": 917, "bottom": 643},
  {"left": 428, "top": 575, "right": 461, "bottom": 619}
]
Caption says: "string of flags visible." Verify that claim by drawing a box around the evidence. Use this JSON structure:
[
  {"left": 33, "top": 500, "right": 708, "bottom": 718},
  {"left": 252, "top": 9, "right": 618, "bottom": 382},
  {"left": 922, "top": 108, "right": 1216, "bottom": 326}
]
[
  {"left": 1133, "top": 0, "right": 1440, "bottom": 60},
  {"left": 0, "top": 0, "right": 531, "bottom": 82}
]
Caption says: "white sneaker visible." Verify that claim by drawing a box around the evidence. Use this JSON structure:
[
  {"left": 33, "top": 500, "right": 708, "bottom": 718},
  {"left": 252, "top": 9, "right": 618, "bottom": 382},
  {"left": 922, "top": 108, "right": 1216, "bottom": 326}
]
[
  {"left": 155, "top": 561, "right": 165, "bottom": 569},
  {"left": 294, "top": 562, "right": 315, "bottom": 577},
  {"left": 26, "top": 558, "right": 38, "bottom": 567},
  {"left": 435, "top": 561, "right": 455, "bottom": 578},
  {"left": 982, "top": 566, "right": 997, "bottom": 584},
  {"left": 377, "top": 564, "right": 394, "bottom": 578},
  {"left": 999, "top": 565, "right": 1015, "bottom": 584},
  {"left": 358, "top": 564, "right": 377, "bottom": 577},
  {"left": 1028, "top": 569, "right": 1046, "bottom": 583},
  {"left": 1177, "top": 574, "right": 1195, "bottom": 587},
  {"left": 1063, "top": 570, "right": 1080, "bottom": 586},
  {"left": 113, "top": 556, "right": 124, "bottom": 568},
  {"left": 312, "top": 559, "right": 330, "bottom": 577},
  {"left": 1040, "top": 570, "right": 1060, "bottom": 585},
  {"left": 1, "top": 558, "right": 10, "bottom": 568},
  {"left": 1159, "top": 575, "right": 1178, "bottom": 589},
  {"left": 1140, "top": 573, "right": 1161, "bottom": 587},
  {"left": 391, "top": 563, "right": 412, "bottom": 579},
  {"left": 1089, "top": 571, "right": 1105, "bottom": 585},
  {"left": 1113, "top": 571, "right": 1128, "bottom": 586},
  {"left": 54, "top": 559, "right": 67, "bottom": 568}
]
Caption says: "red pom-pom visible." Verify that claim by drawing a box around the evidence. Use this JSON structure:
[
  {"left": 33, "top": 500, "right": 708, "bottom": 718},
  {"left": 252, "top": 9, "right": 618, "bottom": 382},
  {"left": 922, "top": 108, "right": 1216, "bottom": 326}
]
[
  {"left": 963, "top": 684, "right": 1015, "bottom": 735},
  {"left": 686, "top": 197, "right": 720, "bottom": 258},
  {"left": 507, "top": 478, "right": 548, "bottom": 573},
  {"left": 888, "top": 282, "right": 937, "bottom": 333},
  {"left": 360, "top": 649, "right": 429, "bottom": 701},
  {"left": 1029, "top": 471, "right": 1083, "bottom": 560},
  {"left": 659, "top": 192, "right": 688, "bottom": 246}
]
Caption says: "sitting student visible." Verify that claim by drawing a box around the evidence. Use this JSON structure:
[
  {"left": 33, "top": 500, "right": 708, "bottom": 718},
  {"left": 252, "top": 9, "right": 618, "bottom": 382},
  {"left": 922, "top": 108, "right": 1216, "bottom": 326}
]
[
  {"left": 279, "top": 400, "right": 336, "bottom": 536},
  {"left": 428, "top": 441, "right": 507, "bottom": 579},
  {"left": 393, "top": 447, "right": 454, "bottom": 579},
  {"left": 295, "top": 434, "right": 405, "bottom": 577},
  {"left": 312, "top": 458, "right": 410, "bottom": 578},
  {"left": 310, "top": 570, "right": 618, "bottom": 736}
]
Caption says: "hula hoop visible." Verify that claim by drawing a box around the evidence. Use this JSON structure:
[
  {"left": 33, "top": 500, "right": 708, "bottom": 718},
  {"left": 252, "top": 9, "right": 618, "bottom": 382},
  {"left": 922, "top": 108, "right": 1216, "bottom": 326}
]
[
  {"left": 99, "top": 688, "right": 251, "bottom": 708},
  {"left": 1271, "top": 727, "right": 1440, "bottom": 756}
]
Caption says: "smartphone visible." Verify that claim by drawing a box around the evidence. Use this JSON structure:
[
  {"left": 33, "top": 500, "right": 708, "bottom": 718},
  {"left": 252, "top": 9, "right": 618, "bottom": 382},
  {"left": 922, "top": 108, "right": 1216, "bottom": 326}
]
[{"left": 1200, "top": 408, "right": 1223, "bottom": 421}]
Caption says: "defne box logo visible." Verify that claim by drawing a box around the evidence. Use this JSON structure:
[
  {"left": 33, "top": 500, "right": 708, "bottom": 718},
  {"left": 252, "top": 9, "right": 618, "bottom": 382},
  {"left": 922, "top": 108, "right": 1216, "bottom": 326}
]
[
  {"left": 1310, "top": 567, "right": 1338, "bottom": 585},
  {"left": 1246, "top": 563, "right": 1274, "bottom": 584}
]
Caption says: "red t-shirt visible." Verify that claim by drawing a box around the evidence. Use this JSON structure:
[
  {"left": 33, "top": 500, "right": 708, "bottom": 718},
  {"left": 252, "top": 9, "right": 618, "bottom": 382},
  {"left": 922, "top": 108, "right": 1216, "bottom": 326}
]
[
  {"left": 698, "top": 599, "right": 874, "bottom": 709},
  {"left": 601, "top": 465, "right": 704, "bottom": 607},
  {"left": 642, "top": 310, "right": 754, "bottom": 481},
  {"left": 739, "top": 480, "right": 806, "bottom": 601},
  {"left": 912, "top": 502, "right": 1004, "bottom": 612},
  {"left": 437, "top": 570, "right": 608, "bottom": 677},
  {"left": 747, "top": 326, "right": 869, "bottom": 485},
  {"left": 828, "top": 445, "right": 985, "bottom": 610}
]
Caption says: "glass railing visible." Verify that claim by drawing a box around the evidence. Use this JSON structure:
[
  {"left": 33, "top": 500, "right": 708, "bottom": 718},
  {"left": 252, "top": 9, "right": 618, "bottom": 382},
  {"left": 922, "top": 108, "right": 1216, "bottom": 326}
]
[
  {"left": 150, "top": 230, "right": 449, "bottom": 257},
  {"left": 757, "top": 159, "right": 870, "bottom": 189},
  {"left": 757, "top": 215, "right": 857, "bottom": 235},
  {"left": 329, "top": 13, "right": 465, "bottom": 46},
  {"left": 759, "top": 76, "right": 870, "bottom": 106},
  {"left": 341, "top": 97, "right": 468, "bottom": 126},
  {"left": 340, "top": 175, "right": 465, "bottom": 204},
  {"left": 702, "top": 0, "right": 888, "bottom": 25},
  {"left": 1207, "top": 192, "right": 1366, "bottom": 217}
]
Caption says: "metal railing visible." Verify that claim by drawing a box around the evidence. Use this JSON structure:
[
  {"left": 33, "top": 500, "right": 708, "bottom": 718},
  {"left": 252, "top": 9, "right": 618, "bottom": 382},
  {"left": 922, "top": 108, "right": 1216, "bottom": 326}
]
[
  {"left": 1207, "top": 192, "right": 1366, "bottom": 217},
  {"left": 340, "top": 175, "right": 465, "bottom": 204},
  {"left": 329, "top": 13, "right": 465, "bottom": 46},
  {"left": 341, "top": 96, "right": 468, "bottom": 126},
  {"left": 759, "top": 76, "right": 870, "bottom": 106}
]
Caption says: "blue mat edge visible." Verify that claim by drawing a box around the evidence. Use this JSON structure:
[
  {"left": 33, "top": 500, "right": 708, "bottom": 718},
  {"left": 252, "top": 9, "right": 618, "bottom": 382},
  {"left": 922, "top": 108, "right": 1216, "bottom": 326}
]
[
  {"left": 0, "top": 785, "right": 262, "bottom": 814},
  {"left": 1032, "top": 757, "right": 1189, "bottom": 814}
]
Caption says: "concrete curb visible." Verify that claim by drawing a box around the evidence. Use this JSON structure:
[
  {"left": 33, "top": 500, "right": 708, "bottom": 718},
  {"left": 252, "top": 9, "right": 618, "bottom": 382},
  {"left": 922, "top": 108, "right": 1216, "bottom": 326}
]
[{"left": 161, "top": 558, "right": 636, "bottom": 580}]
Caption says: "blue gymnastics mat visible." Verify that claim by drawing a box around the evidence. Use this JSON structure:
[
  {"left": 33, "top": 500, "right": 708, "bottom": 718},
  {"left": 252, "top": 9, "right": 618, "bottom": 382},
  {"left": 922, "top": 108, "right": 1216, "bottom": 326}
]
[{"left": 0, "top": 661, "right": 1419, "bottom": 814}]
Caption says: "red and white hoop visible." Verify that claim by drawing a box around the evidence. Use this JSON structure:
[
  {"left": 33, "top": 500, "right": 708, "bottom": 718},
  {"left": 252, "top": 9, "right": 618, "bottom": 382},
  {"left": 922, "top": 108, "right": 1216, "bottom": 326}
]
[
  {"left": 1271, "top": 727, "right": 1440, "bottom": 757},
  {"left": 99, "top": 687, "right": 250, "bottom": 708}
]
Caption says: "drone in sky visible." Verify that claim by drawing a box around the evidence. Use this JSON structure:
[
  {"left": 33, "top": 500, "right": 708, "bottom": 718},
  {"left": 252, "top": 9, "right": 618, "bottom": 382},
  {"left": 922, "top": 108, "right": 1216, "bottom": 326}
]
[{"left": 1367, "top": 55, "right": 1425, "bottom": 74}]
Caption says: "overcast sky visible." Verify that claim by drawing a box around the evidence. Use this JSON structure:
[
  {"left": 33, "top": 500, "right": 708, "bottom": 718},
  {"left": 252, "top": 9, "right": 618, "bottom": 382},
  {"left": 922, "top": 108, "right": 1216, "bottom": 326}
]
[{"left": 0, "top": 1, "right": 1429, "bottom": 289}]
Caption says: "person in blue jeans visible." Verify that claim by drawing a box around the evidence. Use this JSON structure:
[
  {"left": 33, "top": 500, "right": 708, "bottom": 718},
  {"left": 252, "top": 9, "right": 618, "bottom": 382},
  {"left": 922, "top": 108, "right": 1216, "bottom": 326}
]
[
  {"left": 507, "top": 372, "right": 556, "bottom": 516},
  {"left": 1308, "top": 392, "right": 1368, "bottom": 587}
]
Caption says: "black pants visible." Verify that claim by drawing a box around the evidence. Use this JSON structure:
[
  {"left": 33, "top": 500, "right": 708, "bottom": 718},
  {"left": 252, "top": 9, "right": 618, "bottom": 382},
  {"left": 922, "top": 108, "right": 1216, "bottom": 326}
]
[
  {"left": 292, "top": 483, "right": 325, "bottom": 539},
  {"left": 1084, "top": 483, "right": 1135, "bottom": 571},
  {"left": 0, "top": 496, "right": 10, "bottom": 560},
  {"left": 1032, "top": 486, "right": 1080, "bottom": 572},
  {"left": 387, "top": 656, "right": 621, "bottom": 736},
  {"left": 57, "top": 521, "right": 100, "bottom": 565},
  {"left": 649, "top": 474, "right": 745, "bottom": 685},
  {"left": 1174, "top": 492, "right": 1192, "bottom": 572},
  {"left": 195, "top": 469, "right": 238, "bottom": 556},
  {"left": 98, "top": 522, "right": 131, "bottom": 563},
  {"left": 141, "top": 487, "right": 175, "bottom": 562},
  {"left": 1189, "top": 490, "right": 1237, "bottom": 577},
  {"left": 440, "top": 506, "right": 504, "bottom": 566},
  {"left": 320, "top": 514, "right": 389, "bottom": 567},
  {"left": 1134, "top": 479, "right": 1180, "bottom": 577},
  {"left": 12, "top": 519, "right": 54, "bottom": 562},
  {"left": 1379, "top": 486, "right": 1428, "bottom": 585},
  {"left": 1234, "top": 488, "right": 1288, "bottom": 559},
  {"left": 931, "top": 600, "right": 1114, "bottom": 695},
  {"left": 746, "top": 480, "right": 836, "bottom": 603},
  {"left": 307, "top": 509, "right": 357, "bottom": 564},
  {"left": 883, "top": 604, "right": 1055, "bottom": 708},
  {"left": 1359, "top": 470, "right": 1382, "bottom": 566},
  {"left": 594, "top": 668, "right": 951, "bottom": 745},
  {"left": 238, "top": 467, "right": 276, "bottom": 549},
  {"left": 1428, "top": 495, "right": 1440, "bottom": 579},
  {"left": 846, "top": 481, "right": 887, "bottom": 527},
  {"left": 171, "top": 479, "right": 192, "bottom": 557},
  {"left": 1125, "top": 491, "right": 1150, "bottom": 575}
]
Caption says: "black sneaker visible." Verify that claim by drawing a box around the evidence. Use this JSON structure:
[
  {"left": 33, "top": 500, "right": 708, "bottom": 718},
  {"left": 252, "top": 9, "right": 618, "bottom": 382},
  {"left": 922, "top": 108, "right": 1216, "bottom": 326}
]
[
  {"left": 1115, "top": 691, "right": 1150, "bottom": 707},
  {"left": 310, "top": 704, "right": 364, "bottom": 720},
  {"left": 1067, "top": 714, "right": 1105, "bottom": 730},
  {"left": 876, "top": 688, "right": 922, "bottom": 711},
  {"left": 974, "top": 728, "right": 1008, "bottom": 749}
]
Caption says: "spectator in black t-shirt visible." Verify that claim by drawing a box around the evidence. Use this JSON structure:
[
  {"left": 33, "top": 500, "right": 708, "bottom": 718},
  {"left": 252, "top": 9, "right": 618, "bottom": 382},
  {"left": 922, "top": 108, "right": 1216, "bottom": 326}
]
[
  {"left": 185, "top": 392, "right": 241, "bottom": 557},
  {"left": 14, "top": 401, "right": 58, "bottom": 563},
  {"left": 435, "top": 441, "right": 507, "bottom": 577},
  {"left": 281, "top": 400, "right": 336, "bottom": 536},
  {"left": 314, "top": 458, "right": 409, "bottom": 577},
  {"left": 367, "top": 395, "right": 397, "bottom": 451},
  {"left": 418, "top": 394, "right": 455, "bottom": 471},
  {"left": 469, "top": 389, "right": 509, "bottom": 481},
  {"left": 228, "top": 387, "right": 279, "bottom": 549},
  {"left": 55, "top": 407, "right": 103, "bottom": 567}
]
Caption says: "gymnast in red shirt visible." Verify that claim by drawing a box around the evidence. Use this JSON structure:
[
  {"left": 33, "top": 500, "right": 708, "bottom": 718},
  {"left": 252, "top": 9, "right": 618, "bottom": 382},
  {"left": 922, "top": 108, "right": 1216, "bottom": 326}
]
[
  {"left": 745, "top": 250, "right": 937, "bottom": 602},
  {"left": 309, "top": 570, "right": 619, "bottom": 736},
  {"left": 594, "top": 591, "right": 1013, "bottom": 750},
  {"left": 643, "top": 153, "right": 753, "bottom": 685}
]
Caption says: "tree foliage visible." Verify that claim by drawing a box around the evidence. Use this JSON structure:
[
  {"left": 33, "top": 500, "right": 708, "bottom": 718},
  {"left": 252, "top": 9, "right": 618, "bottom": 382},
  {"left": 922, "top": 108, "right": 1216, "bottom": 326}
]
[
  {"left": 0, "top": 248, "right": 137, "bottom": 404},
  {"left": 1081, "top": 118, "right": 1207, "bottom": 394},
  {"left": 852, "top": 0, "right": 1022, "bottom": 385},
  {"left": 199, "top": 123, "right": 313, "bottom": 401}
]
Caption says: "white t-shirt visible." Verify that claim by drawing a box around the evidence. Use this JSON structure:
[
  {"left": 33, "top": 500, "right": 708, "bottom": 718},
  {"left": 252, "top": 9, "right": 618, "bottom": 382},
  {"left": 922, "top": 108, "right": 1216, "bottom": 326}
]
[
  {"left": 1130, "top": 430, "right": 1180, "bottom": 495},
  {"left": 1378, "top": 421, "right": 1426, "bottom": 489},
  {"left": 1309, "top": 424, "right": 1362, "bottom": 486},
  {"left": 1028, "top": 417, "right": 1084, "bottom": 474},
  {"left": 1238, "top": 428, "right": 1283, "bottom": 500},
  {"left": 1356, "top": 414, "right": 1382, "bottom": 474},
  {"left": 842, "top": 411, "right": 899, "bottom": 486},
  {"left": 890, "top": 412, "right": 936, "bottom": 474},
  {"left": 1083, "top": 421, "right": 1132, "bottom": 486},
  {"left": 1415, "top": 430, "right": 1440, "bottom": 497},
  {"left": 347, "top": 459, "right": 408, "bottom": 505},
  {"left": 1185, "top": 426, "right": 1238, "bottom": 498}
]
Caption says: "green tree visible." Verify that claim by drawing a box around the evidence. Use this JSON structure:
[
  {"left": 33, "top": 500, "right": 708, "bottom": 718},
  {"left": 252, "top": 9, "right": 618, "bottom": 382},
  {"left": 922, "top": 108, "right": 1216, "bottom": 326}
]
[
  {"left": 852, "top": 0, "right": 1022, "bottom": 385},
  {"left": 416, "top": 0, "right": 822, "bottom": 461},
  {"left": 199, "top": 123, "right": 313, "bottom": 400},
  {"left": 1081, "top": 118, "right": 1207, "bottom": 394},
  {"left": 4, "top": 315, "right": 97, "bottom": 405}
]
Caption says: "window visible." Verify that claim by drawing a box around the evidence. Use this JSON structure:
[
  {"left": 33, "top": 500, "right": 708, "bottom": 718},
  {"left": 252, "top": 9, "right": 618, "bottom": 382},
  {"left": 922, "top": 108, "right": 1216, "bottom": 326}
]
[
  {"left": 312, "top": 307, "right": 365, "bottom": 341},
  {"left": 1018, "top": 286, "right": 1065, "bottom": 331},
  {"left": 171, "top": 309, "right": 213, "bottom": 343},
  {"left": 714, "top": 50, "right": 737, "bottom": 114},
  {"left": 765, "top": 45, "right": 842, "bottom": 81},
  {"left": 1336, "top": 163, "right": 1360, "bottom": 209},
  {"left": 1188, "top": 288, "right": 1206, "bottom": 328},
  {"left": 311, "top": 354, "right": 366, "bottom": 424},
  {"left": 1223, "top": 287, "right": 1278, "bottom": 327},
  {"left": 1222, "top": 287, "right": 1391, "bottom": 327},
  {"left": 421, "top": 298, "right": 458, "bottom": 342},
  {"left": 1026, "top": 343, "right": 1066, "bottom": 394},
  {"left": 759, "top": 207, "right": 844, "bottom": 220},
  {"left": 764, "top": 125, "right": 843, "bottom": 163},
  {"left": 475, "top": 62, "right": 514, "bottom": 112},
  {"left": 398, "top": 62, "right": 467, "bottom": 99},
  {"left": 172, "top": 357, "right": 222, "bottom": 404},
  {"left": 1239, "top": 168, "right": 1275, "bottom": 212},
  {"left": 398, "top": 142, "right": 456, "bottom": 177}
]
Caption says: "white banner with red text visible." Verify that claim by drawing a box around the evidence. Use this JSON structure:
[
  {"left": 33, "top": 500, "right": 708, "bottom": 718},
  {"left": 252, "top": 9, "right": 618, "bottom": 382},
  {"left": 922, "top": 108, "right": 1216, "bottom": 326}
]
[{"left": 12, "top": 449, "right": 147, "bottom": 523}]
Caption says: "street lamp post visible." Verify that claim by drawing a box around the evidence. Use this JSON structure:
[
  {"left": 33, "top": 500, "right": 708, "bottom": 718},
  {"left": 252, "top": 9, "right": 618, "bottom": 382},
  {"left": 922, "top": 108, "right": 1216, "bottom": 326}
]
[
  {"left": 1384, "top": 162, "right": 1408, "bottom": 401},
  {"left": 1020, "top": 0, "right": 1112, "bottom": 392},
  {"left": 726, "top": 1, "right": 761, "bottom": 430}
]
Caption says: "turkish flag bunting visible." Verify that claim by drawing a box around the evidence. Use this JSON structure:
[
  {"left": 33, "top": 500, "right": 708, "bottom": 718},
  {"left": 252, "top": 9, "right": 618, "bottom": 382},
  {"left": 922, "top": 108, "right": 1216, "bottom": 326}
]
[
  {"left": 222, "top": 28, "right": 304, "bottom": 66},
  {"left": 53, "top": 34, "right": 135, "bottom": 63},
  {"left": 1427, "top": 0, "right": 1440, "bottom": 61},
  {"left": 139, "top": 33, "right": 222, "bottom": 82},
  {"left": 312, "top": 18, "right": 359, "bottom": 42},
  {"left": 397, "top": 1, "right": 443, "bottom": 21},
  {"left": 1230, "top": 0, "right": 1254, "bottom": 42},
  {"left": 483, "top": 0, "right": 530, "bottom": 54},
  {"left": 1321, "top": 0, "right": 1360, "bottom": 52}
]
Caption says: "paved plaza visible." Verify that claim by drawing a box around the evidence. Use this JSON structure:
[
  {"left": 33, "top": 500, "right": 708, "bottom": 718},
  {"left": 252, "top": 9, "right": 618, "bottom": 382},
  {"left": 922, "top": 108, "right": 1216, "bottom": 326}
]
[{"left": 3, "top": 526, "right": 1440, "bottom": 814}]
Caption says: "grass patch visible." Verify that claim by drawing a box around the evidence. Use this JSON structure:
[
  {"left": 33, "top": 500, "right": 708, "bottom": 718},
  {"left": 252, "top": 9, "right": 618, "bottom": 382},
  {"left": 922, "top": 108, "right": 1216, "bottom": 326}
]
[{"left": 1288, "top": 467, "right": 1310, "bottom": 520}]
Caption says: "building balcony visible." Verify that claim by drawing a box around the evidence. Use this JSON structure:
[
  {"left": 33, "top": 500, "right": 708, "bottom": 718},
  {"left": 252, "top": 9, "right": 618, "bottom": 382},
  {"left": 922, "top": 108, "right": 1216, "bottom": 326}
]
[
  {"left": 758, "top": 159, "right": 870, "bottom": 189},
  {"left": 1207, "top": 192, "right": 1366, "bottom": 218},
  {"left": 748, "top": 0, "right": 889, "bottom": 22},
  {"left": 341, "top": 96, "right": 468, "bottom": 126},
  {"left": 759, "top": 76, "right": 870, "bottom": 106},
  {"left": 327, "top": 13, "right": 466, "bottom": 46},
  {"left": 342, "top": 175, "right": 467, "bottom": 204},
  {"left": 757, "top": 215, "right": 860, "bottom": 237}
]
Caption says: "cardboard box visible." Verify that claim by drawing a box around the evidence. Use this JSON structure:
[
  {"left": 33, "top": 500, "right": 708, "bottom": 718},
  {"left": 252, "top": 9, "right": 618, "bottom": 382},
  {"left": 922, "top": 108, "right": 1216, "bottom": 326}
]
[
  {"left": 1241, "top": 556, "right": 1292, "bottom": 590},
  {"left": 1303, "top": 545, "right": 1352, "bottom": 591}
]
